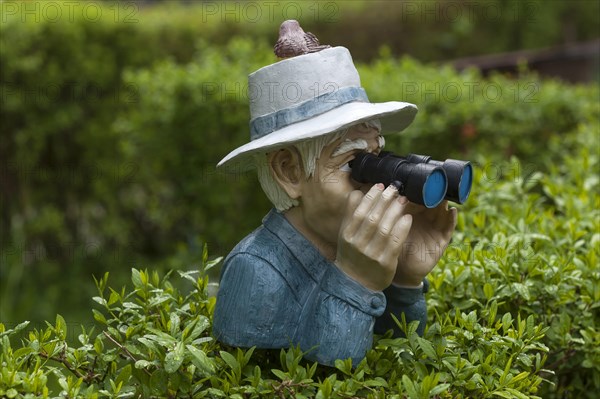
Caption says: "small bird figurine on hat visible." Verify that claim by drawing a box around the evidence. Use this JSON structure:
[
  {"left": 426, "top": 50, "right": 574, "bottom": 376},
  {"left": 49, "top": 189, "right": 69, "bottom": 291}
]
[{"left": 274, "top": 20, "right": 331, "bottom": 59}]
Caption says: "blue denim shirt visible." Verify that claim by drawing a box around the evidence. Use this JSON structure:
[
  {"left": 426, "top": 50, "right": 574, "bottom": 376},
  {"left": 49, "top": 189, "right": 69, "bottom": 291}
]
[{"left": 213, "top": 209, "right": 428, "bottom": 366}]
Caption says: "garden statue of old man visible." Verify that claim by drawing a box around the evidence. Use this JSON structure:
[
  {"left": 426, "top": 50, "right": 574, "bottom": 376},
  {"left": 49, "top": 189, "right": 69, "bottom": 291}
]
[{"left": 213, "top": 21, "right": 457, "bottom": 366}]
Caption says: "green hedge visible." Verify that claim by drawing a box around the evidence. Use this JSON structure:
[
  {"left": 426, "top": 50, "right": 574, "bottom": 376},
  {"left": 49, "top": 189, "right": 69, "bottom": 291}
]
[
  {"left": 0, "top": 1, "right": 174, "bottom": 323},
  {"left": 65, "top": 0, "right": 600, "bottom": 63},
  {"left": 1, "top": 122, "right": 598, "bottom": 396},
  {"left": 1, "top": 1, "right": 599, "bottom": 327}
]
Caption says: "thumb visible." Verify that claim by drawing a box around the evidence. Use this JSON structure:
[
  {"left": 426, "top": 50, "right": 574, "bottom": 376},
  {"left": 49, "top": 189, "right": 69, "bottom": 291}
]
[{"left": 389, "top": 214, "right": 413, "bottom": 259}]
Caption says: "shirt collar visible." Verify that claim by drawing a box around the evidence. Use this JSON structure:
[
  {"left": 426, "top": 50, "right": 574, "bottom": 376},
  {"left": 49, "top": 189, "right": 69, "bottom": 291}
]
[{"left": 262, "top": 209, "right": 329, "bottom": 280}]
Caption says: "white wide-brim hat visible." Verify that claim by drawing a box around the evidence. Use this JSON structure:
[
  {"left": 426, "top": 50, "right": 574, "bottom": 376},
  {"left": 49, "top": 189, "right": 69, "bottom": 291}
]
[{"left": 217, "top": 47, "right": 417, "bottom": 169}]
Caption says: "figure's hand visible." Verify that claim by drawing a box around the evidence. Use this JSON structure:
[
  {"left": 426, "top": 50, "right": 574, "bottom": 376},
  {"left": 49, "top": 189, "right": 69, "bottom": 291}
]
[
  {"left": 393, "top": 200, "right": 457, "bottom": 287},
  {"left": 335, "top": 184, "right": 413, "bottom": 291}
]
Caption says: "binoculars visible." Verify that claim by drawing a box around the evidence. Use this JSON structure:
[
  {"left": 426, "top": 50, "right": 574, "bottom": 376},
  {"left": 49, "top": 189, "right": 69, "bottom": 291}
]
[{"left": 349, "top": 151, "right": 473, "bottom": 208}]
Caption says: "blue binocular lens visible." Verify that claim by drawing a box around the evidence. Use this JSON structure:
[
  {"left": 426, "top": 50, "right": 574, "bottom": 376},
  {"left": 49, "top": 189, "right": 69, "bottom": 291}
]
[
  {"left": 405, "top": 154, "right": 473, "bottom": 204},
  {"left": 458, "top": 163, "right": 473, "bottom": 204},
  {"left": 423, "top": 169, "right": 448, "bottom": 208}
]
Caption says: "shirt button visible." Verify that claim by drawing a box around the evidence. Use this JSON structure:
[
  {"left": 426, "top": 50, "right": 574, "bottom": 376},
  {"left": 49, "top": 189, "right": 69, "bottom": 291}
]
[{"left": 371, "top": 296, "right": 383, "bottom": 309}]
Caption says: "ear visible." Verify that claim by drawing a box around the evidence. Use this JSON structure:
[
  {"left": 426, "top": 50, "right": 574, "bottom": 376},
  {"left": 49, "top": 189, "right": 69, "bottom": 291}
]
[{"left": 268, "top": 147, "right": 304, "bottom": 200}]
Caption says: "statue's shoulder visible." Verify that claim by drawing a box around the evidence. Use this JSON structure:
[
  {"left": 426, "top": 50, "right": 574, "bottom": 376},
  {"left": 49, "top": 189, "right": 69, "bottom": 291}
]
[
  {"left": 220, "top": 214, "right": 314, "bottom": 308},
  {"left": 225, "top": 223, "right": 296, "bottom": 272}
]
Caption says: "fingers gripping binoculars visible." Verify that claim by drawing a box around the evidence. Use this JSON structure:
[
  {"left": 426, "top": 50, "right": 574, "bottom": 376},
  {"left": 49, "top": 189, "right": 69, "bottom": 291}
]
[{"left": 349, "top": 151, "right": 473, "bottom": 208}]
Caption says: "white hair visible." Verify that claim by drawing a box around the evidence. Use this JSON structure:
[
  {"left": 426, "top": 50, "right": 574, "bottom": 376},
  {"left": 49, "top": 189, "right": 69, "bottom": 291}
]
[{"left": 255, "top": 120, "right": 382, "bottom": 211}]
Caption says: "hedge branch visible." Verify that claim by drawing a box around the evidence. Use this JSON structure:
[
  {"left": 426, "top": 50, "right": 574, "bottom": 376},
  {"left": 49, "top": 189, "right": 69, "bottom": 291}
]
[{"left": 103, "top": 331, "right": 152, "bottom": 376}]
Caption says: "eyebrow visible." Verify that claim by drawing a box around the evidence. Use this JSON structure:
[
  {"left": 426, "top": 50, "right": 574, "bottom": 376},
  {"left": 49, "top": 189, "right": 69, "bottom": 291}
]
[
  {"left": 331, "top": 138, "right": 368, "bottom": 157},
  {"left": 331, "top": 135, "right": 385, "bottom": 158}
]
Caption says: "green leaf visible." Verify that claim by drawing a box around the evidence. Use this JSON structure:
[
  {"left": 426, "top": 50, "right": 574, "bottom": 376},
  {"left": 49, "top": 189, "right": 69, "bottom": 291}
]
[
  {"left": 0, "top": 321, "right": 30, "bottom": 338},
  {"left": 55, "top": 314, "right": 67, "bottom": 340},
  {"left": 186, "top": 344, "right": 215, "bottom": 375},
  {"left": 417, "top": 337, "right": 437, "bottom": 359},
  {"left": 150, "top": 369, "right": 168, "bottom": 393},
  {"left": 509, "top": 371, "right": 530, "bottom": 384},
  {"left": 500, "top": 356, "right": 514, "bottom": 385},
  {"left": 116, "top": 364, "right": 132, "bottom": 387},
  {"left": 429, "top": 383, "right": 451, "bottom": 396},
  {"left": 375, "top": 359, "right": 392, "bottom": 376},
  {"left": 205, "top": 256, "right": 223, "bottom": 272},
  {"left": 138, "top": 337, "right": 158, "bottom": 352},
  {"left": 271, "top": 369, "right": 288, "bottom": 381},
  {"left": 92, "top": 309, "right": 106, "bottom": 324},
  {"left": 185, "top": 316, "right": 210, "bottom": 342},
  {"left": 13, "top": 346, "right": 35, "bottom": 358},
  {"left": 122, "top": 302, "right": 142, "bottom": 310},
  {"left": 135, "top": 360, "right": 153, "bottom": 369},
  {"left": 108, "top": 290, "right": 120, "bottom": 306},
  {"left": 334, "top": 358, "right": 352, "bottom": 376},
  {"left": 502, "top": 313, "right": 513, "bottom": 332},
  {"left": 402, "top": 375, "right": 419, "bottom": 399},
  {"left": 503, "top": 388, "right": 530, "bottom": 399},
  {"left": 483, "top": 282, "right": 494, "bottom": 300},
  {"left": 169, "top": 312, "right": 180, "bottom": 336},
  {"left": 164, "top": 342, "right": 185, "bottom": 374},
  {"left": 202, "top": 244, "right": 209, "bottom": 266},
  {"left": 92, "top": 296, "right": 107, "bottom": 306},
  {"left": 488, "top": 301, "right": 498, "bottom": 325},
  {"left": 512, "top": 283, "right": 531, "bottom": 301},
  {"left": 220, "top": 350, "right": 239, "bottom": 371},
  {"left": 132, "top": 269, "right": 144, "bottom": 289},
  {"left": 144, "top": 329, "right": 177, "bottom": 347},
  {"left": 243, "top": 346, "right": 255, "bottom": 366},
  {"left": 364, "top": 377, "right": 388, "bottom": 387}
]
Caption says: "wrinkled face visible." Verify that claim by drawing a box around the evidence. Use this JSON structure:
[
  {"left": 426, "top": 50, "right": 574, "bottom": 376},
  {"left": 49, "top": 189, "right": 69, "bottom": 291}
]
[{"left": 298, "top": 123, "right": 384, "bottom": 249}]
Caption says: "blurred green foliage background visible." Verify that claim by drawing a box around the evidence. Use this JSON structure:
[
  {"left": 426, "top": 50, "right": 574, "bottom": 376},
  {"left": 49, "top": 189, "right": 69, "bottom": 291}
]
[{"left": 0, "top": 0, "right": 598, "bottom": 348}]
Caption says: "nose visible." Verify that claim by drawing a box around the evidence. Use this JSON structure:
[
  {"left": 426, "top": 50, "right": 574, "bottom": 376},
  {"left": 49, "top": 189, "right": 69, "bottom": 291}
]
[{"left": 365, "top": 132, "right": 384, "bottom": 154}]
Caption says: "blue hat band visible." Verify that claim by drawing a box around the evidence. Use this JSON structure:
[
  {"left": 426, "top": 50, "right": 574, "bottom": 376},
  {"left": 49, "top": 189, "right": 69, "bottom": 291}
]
[{"left": 249, "top": 86, "right": 369, "bottom": 140}]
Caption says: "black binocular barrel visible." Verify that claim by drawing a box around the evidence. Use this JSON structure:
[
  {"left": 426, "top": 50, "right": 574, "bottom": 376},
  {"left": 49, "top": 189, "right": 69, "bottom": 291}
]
[{"left": 350, "top": 152, "right": 448, "bottom": 208}]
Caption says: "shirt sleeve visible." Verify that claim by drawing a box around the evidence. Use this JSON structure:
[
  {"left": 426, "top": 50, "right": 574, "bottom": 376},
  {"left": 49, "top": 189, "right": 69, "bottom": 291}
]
[
  {"left": 294, "top": 262, "right": 387, "bottom": 366},
  {"left": 212, "top": 253, "right": 301, "bottom": 348},
  {"left": 374, "top": 279, "right": 429, "bottom": 337}
]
